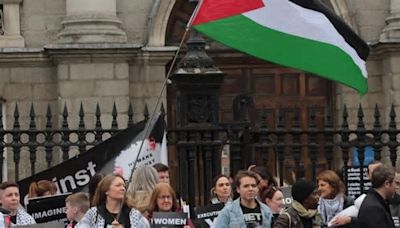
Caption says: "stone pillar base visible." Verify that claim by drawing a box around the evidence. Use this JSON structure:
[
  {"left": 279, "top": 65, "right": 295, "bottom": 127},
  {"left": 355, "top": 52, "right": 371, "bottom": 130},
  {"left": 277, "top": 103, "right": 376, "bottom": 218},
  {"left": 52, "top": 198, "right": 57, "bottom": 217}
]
[
  {"left": 57, "top": 13, "right": 127, "bottom": 43},
  {"left": 0, "top": 35, "right": 24, "bottom": 47}
]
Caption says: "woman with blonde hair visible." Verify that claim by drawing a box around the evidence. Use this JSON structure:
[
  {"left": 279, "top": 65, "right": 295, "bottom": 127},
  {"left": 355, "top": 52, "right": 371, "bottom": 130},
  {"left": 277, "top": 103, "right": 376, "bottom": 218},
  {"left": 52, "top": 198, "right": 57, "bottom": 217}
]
[
  {"left": 126, "top": 165, "right": 159, "bottom": 215},
  {"left": 78, "top": 174, "right": 149, "bottom": 228},
  {"left": 147, "top": 183, "right": 194, "bottom": 228},
  {"left": 317, "top": 170, "right": 356, "bottom": 227}
]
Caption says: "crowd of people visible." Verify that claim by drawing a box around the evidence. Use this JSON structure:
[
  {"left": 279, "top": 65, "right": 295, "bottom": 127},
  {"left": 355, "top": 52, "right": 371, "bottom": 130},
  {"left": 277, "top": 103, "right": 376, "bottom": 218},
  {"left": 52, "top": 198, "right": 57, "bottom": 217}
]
[{"left": 0, "top": 161, "right": 399, "bottom": 227}]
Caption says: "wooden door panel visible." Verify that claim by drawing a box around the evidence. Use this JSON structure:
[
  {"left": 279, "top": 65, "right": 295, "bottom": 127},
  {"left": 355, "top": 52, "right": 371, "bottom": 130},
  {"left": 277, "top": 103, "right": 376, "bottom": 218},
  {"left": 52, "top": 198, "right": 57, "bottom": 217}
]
[
  {"left": 254, "top": 74, "right": 275, "bottom": 95},
  {"left": 280, "top": 74, "right": 301, "bottom": 96},
  {"left": 306, "top": 74, "right": 327, "bottom": 96}
]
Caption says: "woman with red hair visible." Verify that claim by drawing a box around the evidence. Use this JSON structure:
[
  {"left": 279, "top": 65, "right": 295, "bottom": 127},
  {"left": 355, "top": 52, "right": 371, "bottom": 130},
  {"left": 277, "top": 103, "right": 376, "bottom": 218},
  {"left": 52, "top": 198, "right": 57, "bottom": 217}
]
[{"left": 147, "top": 183, "right": 194, "bottom": 228}]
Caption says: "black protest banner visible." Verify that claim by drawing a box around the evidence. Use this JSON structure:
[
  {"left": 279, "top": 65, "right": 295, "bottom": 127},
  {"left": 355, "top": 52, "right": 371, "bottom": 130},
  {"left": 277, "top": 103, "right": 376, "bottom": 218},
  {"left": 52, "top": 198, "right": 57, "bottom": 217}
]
[
  {"left": 193, "top": 203, "right": 224, "bottom": 228},
  {"left": 280, "top": 186, "right": 293, "bottom": 207},
  {"left": 15, "top": 221, "right": 64, "bottom": 228},
  {"left": 151, "top": 212, "right": 188, "bottom": 228},
  {"left": 392, "top": 216, "right": 400, "bottom": 228},
  {"left": 344, "top": 166, "right": 371, "bottom": 198},
  {"left": 18, "top": 112, "right": 166, "bottom": 208},
  {"left": 27, "top": 193, "right": 71, "bottom": 224}
]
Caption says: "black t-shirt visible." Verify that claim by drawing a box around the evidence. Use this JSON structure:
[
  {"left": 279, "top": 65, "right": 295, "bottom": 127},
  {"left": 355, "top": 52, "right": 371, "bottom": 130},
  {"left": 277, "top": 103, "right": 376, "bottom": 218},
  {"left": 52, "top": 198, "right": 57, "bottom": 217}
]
[
  {"left": 97, "top": 204, "right": 131, "bottom": 228},
  {"left": 240, "top": 201, "right": 262, "bottom": 227},
  {"left": 11, "top": 215, "right": 16, "bottom": 224}
]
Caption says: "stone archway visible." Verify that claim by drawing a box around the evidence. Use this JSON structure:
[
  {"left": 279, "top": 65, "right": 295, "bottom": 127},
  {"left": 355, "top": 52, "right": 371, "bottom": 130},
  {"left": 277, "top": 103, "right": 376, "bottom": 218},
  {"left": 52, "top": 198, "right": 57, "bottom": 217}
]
[{"left": 146, "top": 0, "right": 176, "bottom": 46}]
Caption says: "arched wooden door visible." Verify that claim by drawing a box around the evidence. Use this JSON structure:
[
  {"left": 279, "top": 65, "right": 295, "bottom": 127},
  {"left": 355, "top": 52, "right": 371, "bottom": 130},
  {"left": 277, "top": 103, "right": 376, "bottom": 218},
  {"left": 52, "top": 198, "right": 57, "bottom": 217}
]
[{"left": 166, "top": 0, "right": 335, "bottom": 186}]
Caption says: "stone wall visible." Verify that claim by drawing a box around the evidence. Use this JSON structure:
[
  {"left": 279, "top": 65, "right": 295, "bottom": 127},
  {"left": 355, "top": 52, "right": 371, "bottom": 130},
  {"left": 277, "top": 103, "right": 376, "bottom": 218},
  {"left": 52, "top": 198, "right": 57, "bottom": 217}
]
[
  {"left": 0, "top": 45, "right": 174, "bottom": 180},
  {"left": 20, "top": 0, "right": 65, "bottom": 47},
  {"left": 19, "top": 0, "right": 151, "bottom": 47}
]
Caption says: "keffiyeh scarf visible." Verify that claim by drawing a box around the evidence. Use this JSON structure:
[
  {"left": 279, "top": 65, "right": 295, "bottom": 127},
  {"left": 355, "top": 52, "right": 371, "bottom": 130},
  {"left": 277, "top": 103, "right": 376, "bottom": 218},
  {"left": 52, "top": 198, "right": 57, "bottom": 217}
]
[{"left": 318, "top": 194, "right": 344, "bottom": 224}]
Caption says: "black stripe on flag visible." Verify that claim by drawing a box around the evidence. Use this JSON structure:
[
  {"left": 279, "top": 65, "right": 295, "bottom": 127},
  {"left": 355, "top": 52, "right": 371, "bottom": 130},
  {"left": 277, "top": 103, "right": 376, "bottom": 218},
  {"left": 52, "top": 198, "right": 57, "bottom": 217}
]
[{"left": 289, "top": 0, "right": 370, "bottom": 61}]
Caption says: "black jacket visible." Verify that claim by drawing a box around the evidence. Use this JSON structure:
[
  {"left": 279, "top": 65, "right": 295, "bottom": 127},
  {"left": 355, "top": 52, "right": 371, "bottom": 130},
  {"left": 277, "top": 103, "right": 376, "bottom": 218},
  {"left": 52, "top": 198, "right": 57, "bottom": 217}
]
[
  {"left": 389, "top": 193, "right": 400, "bottom": 227},
  {"left": 357, "top": 189, "right": 395, "bottom": 228},
  {"left": 390, "top": 193, "right": 400, "bottom": 217}
]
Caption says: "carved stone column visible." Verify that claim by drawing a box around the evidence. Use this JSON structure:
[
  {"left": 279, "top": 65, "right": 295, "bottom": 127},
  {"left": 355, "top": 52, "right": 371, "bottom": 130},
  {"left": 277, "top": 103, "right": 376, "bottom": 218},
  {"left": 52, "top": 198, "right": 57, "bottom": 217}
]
[
  {"left": 0, "top": 0, "right": 24, "bottom": 47},
  {"left": 380, "top": 0, "right": 400, "bottom": 42},
  {"left": 57, "top": 0, "right": 127, "bottom": 43}
]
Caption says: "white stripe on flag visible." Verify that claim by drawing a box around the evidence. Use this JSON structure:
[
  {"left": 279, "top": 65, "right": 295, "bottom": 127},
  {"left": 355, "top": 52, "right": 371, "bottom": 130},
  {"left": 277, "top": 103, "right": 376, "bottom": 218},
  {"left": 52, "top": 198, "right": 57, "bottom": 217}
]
[{"left": 243, "top": 0, "right": 367, "bottom": 78}]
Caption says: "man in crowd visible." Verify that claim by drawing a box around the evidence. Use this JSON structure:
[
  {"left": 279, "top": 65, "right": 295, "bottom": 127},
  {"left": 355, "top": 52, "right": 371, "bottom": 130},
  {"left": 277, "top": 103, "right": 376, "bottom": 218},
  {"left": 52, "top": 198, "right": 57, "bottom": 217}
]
[
  {"left": 214, "top": 170, "right": 271, "bottom": 228},
  {"left": 65, "top": 192, "right": 90, "bottom": 227},
  {"left": 274, "top": 180, "right": 322, "bottom": 228},
  {"left": 367, "top": 160, "right": 382, "bottom": 180},
  {"left": 389, "top": 170, "right": 400, "bottom": 227},
  {"left": 0, "top": 181, "right": 36, "bottom": 225},
  {"left": 153, "top": 163, "right": 170, "bottom": 184},
  {"left": 358, "top": 165, "right": 396, "bottom": 228}
]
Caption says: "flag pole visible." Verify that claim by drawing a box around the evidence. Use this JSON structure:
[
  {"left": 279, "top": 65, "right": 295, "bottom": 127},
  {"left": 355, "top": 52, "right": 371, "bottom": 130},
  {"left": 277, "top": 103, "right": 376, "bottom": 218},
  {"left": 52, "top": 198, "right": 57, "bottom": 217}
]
[{"left": 117, "top": 0, "right": 203, "bottom": 221}]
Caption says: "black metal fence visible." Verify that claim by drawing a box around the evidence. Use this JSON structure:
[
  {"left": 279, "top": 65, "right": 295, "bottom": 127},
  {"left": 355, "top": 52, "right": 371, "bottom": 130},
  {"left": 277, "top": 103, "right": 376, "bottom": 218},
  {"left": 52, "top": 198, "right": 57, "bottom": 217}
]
[
  {"left": 168, "top": 104, "right": 400, "bottom": 207},
  {"left": 3, "top": 101, "right": 400, "bottom": 206},
  {"left": 0, "top": 102, "right": 150, "bottom": 182}
]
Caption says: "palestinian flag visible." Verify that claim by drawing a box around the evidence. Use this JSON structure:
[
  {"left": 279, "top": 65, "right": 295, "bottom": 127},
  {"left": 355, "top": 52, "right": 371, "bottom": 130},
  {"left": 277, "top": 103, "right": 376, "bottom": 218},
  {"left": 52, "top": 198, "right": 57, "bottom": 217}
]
[{"left": 192, "top": 0, "right": 370, "bottom": 94}]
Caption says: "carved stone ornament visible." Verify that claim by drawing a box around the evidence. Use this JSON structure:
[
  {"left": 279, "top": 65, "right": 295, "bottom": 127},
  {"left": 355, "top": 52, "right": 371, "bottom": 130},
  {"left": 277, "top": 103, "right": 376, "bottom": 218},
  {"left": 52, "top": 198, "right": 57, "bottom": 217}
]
[{"left": 187, "top": 96, "right": 211, "bottom": 123}]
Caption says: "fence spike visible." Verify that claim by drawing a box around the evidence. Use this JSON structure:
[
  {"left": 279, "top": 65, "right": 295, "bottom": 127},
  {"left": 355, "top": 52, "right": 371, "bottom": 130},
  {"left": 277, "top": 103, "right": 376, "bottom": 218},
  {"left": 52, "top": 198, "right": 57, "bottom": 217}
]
[
  {"left": 128, "top": 103, "right": 134, "bottom": 128},
  {"left": 79, "top": 102, "right": 85, "bottom": 129},
  {"left": 390, "top": 104, "right": 397, "bottom": 129},
  {"left": 373, "top": 104, "right": 381, "bottom": 130},
  {"left": 357, "top": 104, "right": 365, "bottom": 130},
  {"left": 95, "top": 103, "right": 102, "bottom": 129},
  {"left": 389, "top": 104, "right": 397, "bottom": 166},
  {"left": 29, "top": 103, "right": 36, "bottom": 130},
  {"left": 112, "top": 102, "right": 118, "bottom": 129},
  {"left": 340, "top": 105, "right": 350, "bottom": 177},
  {"left": 373, "top": 104, "right": 382, "bottom": 161},
  {"left": 13, "top": 103, "right": 20, "bottom": 130},
  {"left": 160, "top": 102, "right": 165, "bottom": 115},
  {"left": 62, "top": 103, "right": 69, "bottom": 129},
  {"left": 144, "top": 104, "right": 149, "bottom": 121},
  {"left": 342, "top": 105, "right": 348, "bottom": 129},
  {"left": 46, "top": 104, "right": 52, "bottom": 129}
]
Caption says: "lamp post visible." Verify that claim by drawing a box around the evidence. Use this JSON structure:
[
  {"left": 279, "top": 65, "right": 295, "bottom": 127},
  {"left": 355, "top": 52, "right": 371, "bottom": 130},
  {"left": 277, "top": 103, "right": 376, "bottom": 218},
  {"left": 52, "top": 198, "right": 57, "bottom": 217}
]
[{"left": 171, "top": 29, "right": 225, "bottom": 206}]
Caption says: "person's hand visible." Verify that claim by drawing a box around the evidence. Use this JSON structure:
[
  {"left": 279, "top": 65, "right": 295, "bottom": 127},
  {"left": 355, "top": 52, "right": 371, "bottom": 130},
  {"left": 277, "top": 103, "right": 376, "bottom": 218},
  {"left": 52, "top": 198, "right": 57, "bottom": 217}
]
[
  {"left": 330, "top": 216, "right": 351, "bottom": 226},
  {"left": 111, "top": 219, "right": 123, "bottom": 228},
  {"left": 183, "top": 225, "right": 191, "bottom": 228}
]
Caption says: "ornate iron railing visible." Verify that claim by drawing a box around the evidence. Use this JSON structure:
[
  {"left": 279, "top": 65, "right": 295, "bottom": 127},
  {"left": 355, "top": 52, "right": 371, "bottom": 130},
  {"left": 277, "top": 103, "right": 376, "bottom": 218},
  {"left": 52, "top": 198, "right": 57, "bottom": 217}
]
[
  {"left": 168, "top": 104, "right": 400, "bottom": 206},
  {"left": 0, "top": 102, "right": 151, "bottom": 181}
]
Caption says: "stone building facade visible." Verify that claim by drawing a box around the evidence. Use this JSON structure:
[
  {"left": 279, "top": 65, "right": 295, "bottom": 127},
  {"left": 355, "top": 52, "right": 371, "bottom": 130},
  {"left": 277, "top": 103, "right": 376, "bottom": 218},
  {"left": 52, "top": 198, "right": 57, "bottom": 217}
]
[{"left": 0, "top": 0, "right": 398, "bottom": 180}]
